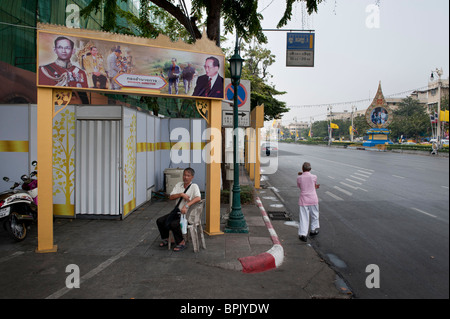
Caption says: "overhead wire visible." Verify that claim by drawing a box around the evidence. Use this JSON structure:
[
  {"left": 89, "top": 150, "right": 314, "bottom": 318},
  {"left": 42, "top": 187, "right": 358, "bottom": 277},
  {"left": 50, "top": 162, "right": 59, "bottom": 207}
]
[{"left": 287, "top": 85, "right": 430, "bottom": 109}]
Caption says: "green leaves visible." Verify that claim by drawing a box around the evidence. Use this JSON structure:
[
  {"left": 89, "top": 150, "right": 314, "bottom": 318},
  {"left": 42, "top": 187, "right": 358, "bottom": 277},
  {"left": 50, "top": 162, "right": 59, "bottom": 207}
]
[{"left": 277, "top": 0, "right": 324, "bottom": 28}]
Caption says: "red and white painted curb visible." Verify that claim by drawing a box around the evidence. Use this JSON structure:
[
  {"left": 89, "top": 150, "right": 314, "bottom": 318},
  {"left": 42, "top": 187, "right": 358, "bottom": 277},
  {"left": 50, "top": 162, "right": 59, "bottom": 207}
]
[{"left": 238, "top": 197, "right": 284, "bottom": 274}]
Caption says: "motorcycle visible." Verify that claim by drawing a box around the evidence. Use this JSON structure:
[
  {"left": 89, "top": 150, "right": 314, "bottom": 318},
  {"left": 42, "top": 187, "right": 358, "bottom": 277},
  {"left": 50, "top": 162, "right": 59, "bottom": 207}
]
[{"left": 0, "top": 162, "right": 38, "bottom": 241}]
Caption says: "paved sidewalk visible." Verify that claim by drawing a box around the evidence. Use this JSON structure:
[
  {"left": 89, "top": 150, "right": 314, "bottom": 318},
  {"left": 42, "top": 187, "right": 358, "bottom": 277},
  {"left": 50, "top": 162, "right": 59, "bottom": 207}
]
[{"left": 0, "top": 172, "right": 350, "bottom": 299}]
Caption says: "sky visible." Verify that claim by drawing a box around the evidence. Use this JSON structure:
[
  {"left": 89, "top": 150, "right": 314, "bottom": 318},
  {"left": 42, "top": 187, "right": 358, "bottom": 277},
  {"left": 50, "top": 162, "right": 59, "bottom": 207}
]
[{"left": 231, "top": 0, "right": 450, "bottom": 127}]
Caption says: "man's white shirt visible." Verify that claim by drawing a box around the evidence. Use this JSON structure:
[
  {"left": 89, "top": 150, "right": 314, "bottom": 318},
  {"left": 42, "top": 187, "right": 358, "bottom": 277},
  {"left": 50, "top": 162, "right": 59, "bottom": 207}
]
[{"left": 170, "top": 182, "right": 201, "bottom": 210}]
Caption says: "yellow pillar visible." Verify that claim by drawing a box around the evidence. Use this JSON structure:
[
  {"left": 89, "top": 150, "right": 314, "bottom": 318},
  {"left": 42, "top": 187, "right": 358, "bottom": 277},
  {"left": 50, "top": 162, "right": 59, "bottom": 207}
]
[
  {"left": 245, "top": 128, "right": 251, "bottom": 175},
  {"left": 254, "top": 127, "right": 261, "bottom": 189},
  {"left": 204, "top": 99, "right": 224, "bottom": 236},
  {"left": 36, "top": 88, "right": 57, "bottom": 253},
  {"left": 252, "top": 105, "right": 264, "bottom": 189},
  {"left": 248, "top": 128, "right": 255, "bottom": 181}
]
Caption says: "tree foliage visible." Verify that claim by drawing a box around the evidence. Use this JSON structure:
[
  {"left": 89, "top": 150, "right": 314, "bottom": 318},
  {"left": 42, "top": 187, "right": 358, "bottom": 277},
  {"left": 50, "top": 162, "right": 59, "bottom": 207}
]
[
  {"left": 80, "top": 0, "right": 326, "bottom": 119},
  {"left": 306, "top": 97, "right": 433, "bottom": 141},
  {"left": 389, "top": 97, "right": 430, "bottom": 140},
  {"left": 278, "top": 0, "right": 324, "bottom": 28},
  {"left": 236, "top": 43, "right": 289, "bottom": 121},
  {"left": 81, "top": 0, "right": 324, "bottom": 45}
]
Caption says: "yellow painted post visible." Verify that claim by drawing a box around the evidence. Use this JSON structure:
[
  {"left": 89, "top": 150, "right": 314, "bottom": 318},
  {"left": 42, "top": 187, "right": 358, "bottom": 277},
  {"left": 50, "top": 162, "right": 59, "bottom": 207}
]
[
  {"left": 244, "top": 128, "right": 249, "bottom": 173},
  {"left": 36, "top": 88, "right": 57, "bottom": 253},
  {"left": 248, "top": 128, "right": 255, "bottom": 181},
  {"left": 254, "top": 127, "right": 261, "bottom": 189},
  {"left": 204, "top": 99, "right": 224, "bottom": 236},
  {"left": 252, "top": 105, "right": 264, "bottom": 189}
]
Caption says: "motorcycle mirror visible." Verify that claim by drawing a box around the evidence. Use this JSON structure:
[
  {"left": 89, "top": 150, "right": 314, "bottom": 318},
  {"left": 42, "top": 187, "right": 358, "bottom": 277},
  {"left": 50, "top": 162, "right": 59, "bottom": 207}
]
[
  {"left": 3, "top": 177, "right": 9, "bottom": 182},
  {"left": 31, "top": 171, "right": 37, "bottom": 177},
  {"left": 32, "top": 161, "right": 37, "bottom": 167},
  {"left": 21, "top": 174, "right": 28, "bottom": 181}
]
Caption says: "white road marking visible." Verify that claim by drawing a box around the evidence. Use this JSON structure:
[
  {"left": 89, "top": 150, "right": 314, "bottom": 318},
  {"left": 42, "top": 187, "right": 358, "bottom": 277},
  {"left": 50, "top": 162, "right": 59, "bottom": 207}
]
[
  {"left": 350, "top": 175, "right": 367, "bottom": 181},
  {"left": 358, "top": 170, "right": 373, "bottom": 175},
  {"left": 326, "top": 191, "right": 344, "bottom": 201},
  {"left": 340, "top": 182, "right": 358, "bottom": 190},
  {"left": 392, "top": 175, "right": 405, "bottom": 179},
  {"left": 411, "top": 207, "right": 437, "bottom": 219},
  {"left": 334, "top": 186, "right": 353, "bottom": 196},
  {"left": 354, "top": 172, "right": 370, "bottom": 178},
  {"left": 46, "top": 232, "right": 148, "bottom": 299},
  {"left": 340, "top": 182, "right": 368, "bottom": 192},
  {"left": 346, "top": 178, "right": 362, "bottom": 185},
  {"left": 0, "top": 251, "right": 24, "bottom": 264}
]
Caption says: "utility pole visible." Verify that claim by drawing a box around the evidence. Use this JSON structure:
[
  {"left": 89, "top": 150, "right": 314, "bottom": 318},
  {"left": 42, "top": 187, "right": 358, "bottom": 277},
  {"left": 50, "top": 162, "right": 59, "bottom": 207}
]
[
  {"left": 327, "top": 106, "right": 333, "bottom": 146},
  {"left": 431, "top": 68, "right": 443, "bottom": 149},
  {"left": 351, "top": 106, "right": 357, "bottom": 142}
]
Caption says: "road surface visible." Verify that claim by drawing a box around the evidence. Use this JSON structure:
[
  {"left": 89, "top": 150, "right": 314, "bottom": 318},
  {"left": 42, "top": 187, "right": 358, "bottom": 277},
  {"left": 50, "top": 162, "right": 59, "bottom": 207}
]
[{"left": 262, "top": 143, "right": 449, "bottom": 299}]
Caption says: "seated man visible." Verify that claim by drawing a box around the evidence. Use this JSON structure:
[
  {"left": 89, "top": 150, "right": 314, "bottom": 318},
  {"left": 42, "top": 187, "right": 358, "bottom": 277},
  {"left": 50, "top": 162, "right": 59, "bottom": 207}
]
[{"left": 156, "top": 168, "right": 201, "bottom": 252}]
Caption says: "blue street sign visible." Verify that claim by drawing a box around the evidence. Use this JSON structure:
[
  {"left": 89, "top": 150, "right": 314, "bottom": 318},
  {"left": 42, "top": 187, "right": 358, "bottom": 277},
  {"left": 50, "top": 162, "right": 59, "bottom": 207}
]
[
  {"left": 287, "top": 33, "right": 315, "bottom": 51},
  {"left": 225, "top": 83, "right": 248, "bottom": 108}
]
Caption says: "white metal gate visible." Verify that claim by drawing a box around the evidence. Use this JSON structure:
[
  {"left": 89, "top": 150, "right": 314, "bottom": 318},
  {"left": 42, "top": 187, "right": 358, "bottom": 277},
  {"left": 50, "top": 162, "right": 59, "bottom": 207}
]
[{"left": 75, "top": 120, "right": 122, "bottom": 216}]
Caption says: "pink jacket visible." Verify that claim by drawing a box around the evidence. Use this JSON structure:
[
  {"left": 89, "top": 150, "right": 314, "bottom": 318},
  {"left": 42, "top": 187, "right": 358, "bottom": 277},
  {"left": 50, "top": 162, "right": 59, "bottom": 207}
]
[{"left": 297, "top": 172, "right": 319, "bottom": 206}]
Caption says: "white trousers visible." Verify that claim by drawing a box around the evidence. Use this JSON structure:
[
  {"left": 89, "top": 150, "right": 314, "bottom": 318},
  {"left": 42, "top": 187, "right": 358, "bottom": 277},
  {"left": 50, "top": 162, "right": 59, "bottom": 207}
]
[{"left": 298, "top": 205, "right": 320, "bottom": 236}]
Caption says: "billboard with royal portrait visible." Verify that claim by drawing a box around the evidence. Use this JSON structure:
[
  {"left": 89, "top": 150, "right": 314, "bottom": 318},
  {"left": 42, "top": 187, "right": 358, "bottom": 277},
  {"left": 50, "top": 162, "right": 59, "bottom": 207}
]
[{"left": 37, "top": 30, "right": 225, "bottom": 100}]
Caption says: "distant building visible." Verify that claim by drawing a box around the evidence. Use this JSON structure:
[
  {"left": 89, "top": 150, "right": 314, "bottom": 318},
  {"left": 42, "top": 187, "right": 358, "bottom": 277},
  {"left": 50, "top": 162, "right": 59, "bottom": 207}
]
[
  {"left": 427, "top": 78, "right": 449, "bottom": 111},
  {"left": 327, "top": 109, "right": 365, "bottom": 121},
  {"left": 287, "top": 122, "right": 309, "bottom": 135}
]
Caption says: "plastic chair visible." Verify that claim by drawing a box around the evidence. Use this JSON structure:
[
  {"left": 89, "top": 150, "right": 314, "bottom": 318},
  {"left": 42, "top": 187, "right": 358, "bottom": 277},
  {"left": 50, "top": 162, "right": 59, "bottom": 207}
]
[
  {"left": 168, "top": 200, "right": 206, "bottom": 252},
  {"left": 186, "top": 199, "right": 206, "bottom": 253}
]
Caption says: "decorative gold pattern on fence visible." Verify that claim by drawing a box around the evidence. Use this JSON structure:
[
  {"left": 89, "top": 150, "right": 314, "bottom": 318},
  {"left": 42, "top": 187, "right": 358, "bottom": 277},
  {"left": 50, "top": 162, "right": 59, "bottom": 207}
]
[
  {"left": 196, "top": 100, "right": 210, "bottom": 124},
  {"left": 53, "top": 89, "right": 73, "bottom": 119}
]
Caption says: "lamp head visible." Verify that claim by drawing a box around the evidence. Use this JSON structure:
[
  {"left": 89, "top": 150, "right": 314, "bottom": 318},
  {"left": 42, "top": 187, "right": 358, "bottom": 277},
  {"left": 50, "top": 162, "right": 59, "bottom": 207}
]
[{"left": 229, "top": 35, "right": 244, "bottom": 81}]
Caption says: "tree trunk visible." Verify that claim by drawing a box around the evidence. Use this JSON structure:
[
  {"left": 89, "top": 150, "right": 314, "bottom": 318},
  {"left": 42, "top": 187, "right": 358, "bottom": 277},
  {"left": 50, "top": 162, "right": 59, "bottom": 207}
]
[{"left": 206, "top": 0, "right": 223, "bottom": 47}]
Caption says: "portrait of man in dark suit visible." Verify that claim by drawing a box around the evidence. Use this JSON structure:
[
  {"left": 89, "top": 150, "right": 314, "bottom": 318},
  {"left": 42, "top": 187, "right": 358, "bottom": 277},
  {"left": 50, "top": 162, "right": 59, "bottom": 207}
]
[{"left": 192, "top": 56, "right": 224, "bottom": 98}]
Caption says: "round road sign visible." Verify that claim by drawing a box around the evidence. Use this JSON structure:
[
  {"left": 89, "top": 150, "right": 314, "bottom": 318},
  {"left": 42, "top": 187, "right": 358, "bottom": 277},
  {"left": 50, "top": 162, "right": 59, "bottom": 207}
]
[{"left": 225, "top": 83, "right": 248, "bottom": 108}]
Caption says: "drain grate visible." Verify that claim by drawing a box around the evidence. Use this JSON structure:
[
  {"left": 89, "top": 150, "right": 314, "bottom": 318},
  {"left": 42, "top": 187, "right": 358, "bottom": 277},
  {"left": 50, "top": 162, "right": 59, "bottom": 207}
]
[{"left": 268, "top": 212, "right": 291, "bottom": 221}]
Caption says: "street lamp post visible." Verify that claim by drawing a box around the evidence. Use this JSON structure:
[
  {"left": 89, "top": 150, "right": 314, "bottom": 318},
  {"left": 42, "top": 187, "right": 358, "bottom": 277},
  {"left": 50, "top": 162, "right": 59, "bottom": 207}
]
[
  {"left": 225, "top": 34, "right": 248, "bottom": 233},
  {"left": 430, "top": 68, "right": 443, "bottom": 150}
]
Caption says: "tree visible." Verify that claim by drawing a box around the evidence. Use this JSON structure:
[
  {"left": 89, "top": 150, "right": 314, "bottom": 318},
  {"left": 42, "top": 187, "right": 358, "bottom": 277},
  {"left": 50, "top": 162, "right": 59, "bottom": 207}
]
[
  {"left": 81, "top": 0, "right": 325, "bottom": 45},
  {"left": 389, "top": 97, "right": 430, "bottom": 140},
  {"left": 311, "top": 121, "right": 328, "bottom": 138},
  {"left": 353, "top": 114, "right": 370, "bottom": 137},
  {"left": 236, "top": 43, "right": 289, "bottom": 120},
  {"left": 80, "top": 0, "right": 323, "bottom": 119}
]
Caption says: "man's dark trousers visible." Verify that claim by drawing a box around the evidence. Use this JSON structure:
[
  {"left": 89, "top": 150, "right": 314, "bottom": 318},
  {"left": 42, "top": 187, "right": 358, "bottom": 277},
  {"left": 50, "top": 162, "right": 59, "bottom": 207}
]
[{"left": 157, "top": 213, "right": 183, "bottom": 244}]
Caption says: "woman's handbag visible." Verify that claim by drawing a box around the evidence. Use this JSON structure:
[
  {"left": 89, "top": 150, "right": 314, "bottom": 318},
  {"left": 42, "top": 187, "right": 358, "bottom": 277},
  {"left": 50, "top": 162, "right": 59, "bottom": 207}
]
[{"left": 164, "top": 183, "right": 191, "bottom": 228}]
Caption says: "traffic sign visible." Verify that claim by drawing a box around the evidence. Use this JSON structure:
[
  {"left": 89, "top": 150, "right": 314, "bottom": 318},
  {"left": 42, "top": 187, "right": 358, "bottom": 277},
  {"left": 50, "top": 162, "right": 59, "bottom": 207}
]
[
  {"left": 225, "top": 83, "right": 248, "bottom": 108},
  {"left": 222, "top": 79, "right": 251, "bottom": 127},
  {"left": 222, "top": 110, "right": 250, "bottom": 128},
  {"left": 286, "top": 32, "right": 315, "bottom": 67},
  {"left": 222, "top": 79, "right": 250, "bottom": 112}
]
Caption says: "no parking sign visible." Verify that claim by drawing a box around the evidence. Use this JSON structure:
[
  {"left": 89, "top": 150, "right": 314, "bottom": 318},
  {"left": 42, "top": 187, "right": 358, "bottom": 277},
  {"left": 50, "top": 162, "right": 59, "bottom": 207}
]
[
  {"left": 222, "top": 79, "right": 251, "bottom": 127},
  {"left": 225, "top": 82, "right": 248, "bottom": 108}
]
